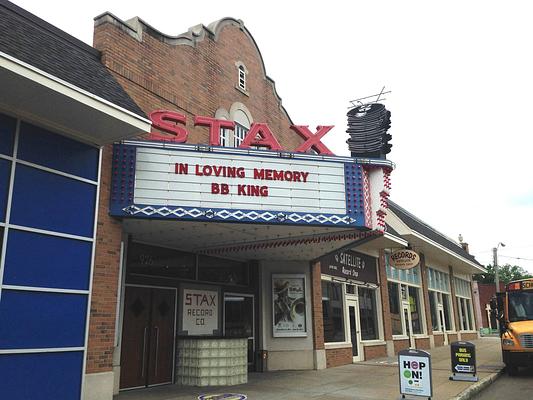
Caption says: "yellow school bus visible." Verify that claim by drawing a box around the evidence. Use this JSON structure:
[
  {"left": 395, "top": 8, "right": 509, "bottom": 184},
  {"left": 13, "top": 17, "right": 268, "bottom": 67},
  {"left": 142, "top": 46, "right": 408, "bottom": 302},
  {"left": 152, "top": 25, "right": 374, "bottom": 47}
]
[{"left": 493, "top": 278, "right": 533, "bottom": 375}]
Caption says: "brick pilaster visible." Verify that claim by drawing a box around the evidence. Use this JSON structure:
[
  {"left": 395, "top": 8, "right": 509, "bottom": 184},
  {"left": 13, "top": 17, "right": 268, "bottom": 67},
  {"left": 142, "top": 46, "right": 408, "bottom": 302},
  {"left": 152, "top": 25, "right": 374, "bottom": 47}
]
[
  {"left": 311, "top": 261, "right": 324, "bottom": 350},
  {"left": 378, "top": 249, "right": 393, "bottom": 341},
  {"left": 86, "top": 144, "right": 123, "bottom": 373}
]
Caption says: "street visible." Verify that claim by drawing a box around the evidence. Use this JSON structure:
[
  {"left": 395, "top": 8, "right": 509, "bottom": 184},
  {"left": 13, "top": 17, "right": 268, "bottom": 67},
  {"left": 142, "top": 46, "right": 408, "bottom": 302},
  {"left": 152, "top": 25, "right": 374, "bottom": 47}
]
[{"left": 474, "top": 368, "right": 533, "bottom": 400}]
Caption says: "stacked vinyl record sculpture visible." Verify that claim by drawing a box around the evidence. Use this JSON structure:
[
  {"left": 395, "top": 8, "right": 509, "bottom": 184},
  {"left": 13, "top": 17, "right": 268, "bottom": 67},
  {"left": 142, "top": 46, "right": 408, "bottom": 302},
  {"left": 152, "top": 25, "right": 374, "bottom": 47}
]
[{"left": 346, "top": 103, "right": 392, "bottom": 159}]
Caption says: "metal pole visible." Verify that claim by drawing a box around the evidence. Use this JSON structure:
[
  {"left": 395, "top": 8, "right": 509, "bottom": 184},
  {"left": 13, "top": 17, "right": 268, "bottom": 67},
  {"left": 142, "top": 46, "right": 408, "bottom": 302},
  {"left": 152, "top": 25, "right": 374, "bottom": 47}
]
[{"left": 493, "top": 247, "right": 499, "bottom": 293}]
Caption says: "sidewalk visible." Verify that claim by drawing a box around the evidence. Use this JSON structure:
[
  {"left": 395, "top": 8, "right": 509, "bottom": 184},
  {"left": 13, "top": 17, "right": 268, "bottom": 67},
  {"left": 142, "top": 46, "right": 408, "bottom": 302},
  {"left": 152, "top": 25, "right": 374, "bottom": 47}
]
[{"left": 115, "top": 337, "right": 504, "bottom": 400}]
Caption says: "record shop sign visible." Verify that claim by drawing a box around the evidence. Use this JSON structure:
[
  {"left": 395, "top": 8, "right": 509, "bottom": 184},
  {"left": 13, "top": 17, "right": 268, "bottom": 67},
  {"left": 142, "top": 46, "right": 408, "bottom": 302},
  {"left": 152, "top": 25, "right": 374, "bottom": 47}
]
[
  {"left": 321, "top": 250, "right": 378, "bottom": 285},
  {"left": 389, "top": 249, "right": 420, "bottom": 270}
]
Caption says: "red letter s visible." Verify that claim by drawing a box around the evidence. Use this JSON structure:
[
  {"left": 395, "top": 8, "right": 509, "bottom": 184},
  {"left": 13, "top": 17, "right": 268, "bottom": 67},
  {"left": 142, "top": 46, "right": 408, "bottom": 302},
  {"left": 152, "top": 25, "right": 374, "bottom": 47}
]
[{"left": 149, "top": 110, "right": 189, "bottom": 142}]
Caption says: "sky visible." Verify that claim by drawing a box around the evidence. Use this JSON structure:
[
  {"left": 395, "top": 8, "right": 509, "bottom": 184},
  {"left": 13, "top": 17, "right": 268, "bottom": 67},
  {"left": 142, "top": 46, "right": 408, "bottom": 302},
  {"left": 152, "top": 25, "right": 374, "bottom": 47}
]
[{"left": 11, "top": 0, "right": 533, "bottom": 273}]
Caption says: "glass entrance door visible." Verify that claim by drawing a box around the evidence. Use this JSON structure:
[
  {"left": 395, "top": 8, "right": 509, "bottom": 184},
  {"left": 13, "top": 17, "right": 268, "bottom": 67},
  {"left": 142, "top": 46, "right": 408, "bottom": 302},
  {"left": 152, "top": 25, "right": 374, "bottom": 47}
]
[
  {"left": 402, "top": 303, "right": 416, "bottom": 348},
  {"left": 224, "top": 293, "right": 254, "bottom": 369},
  {"left": 346, "top": 298, "right": 362, "bottom": 362}
]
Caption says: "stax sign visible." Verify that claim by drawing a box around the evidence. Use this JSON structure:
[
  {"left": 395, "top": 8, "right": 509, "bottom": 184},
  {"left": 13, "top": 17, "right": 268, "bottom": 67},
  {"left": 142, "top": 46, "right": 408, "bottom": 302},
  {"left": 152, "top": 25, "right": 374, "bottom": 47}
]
[
  {"left": 149, "top": 110, "right": 334, "bottom": 155},
  {"left": 390, "top": 249, "right": 420, "bottom": 270}
]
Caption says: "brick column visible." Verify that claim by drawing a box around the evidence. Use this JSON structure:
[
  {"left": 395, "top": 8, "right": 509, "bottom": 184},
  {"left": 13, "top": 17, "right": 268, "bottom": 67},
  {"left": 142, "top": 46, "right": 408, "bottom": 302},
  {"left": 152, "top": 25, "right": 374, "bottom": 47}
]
[
  {"left": 449, "top": 266, "right": 461, "bottom": 335},
  {"left": 86, "top": 144, "right": 123, "bottom": 374},
  {"left": 311, "top": 261, "right": 324, "bottom": 350},
  {"left": 378, "top": 249, "right": 393, "bottom": 341},
  {"left": 419, "top": 254, "right": 434, "bottom": 338}
]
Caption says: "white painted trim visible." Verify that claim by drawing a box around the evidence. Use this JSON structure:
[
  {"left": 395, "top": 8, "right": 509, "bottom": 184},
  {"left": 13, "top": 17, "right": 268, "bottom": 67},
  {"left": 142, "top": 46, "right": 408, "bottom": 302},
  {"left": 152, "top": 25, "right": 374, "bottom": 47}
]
[
  {"left": 0, "top": 154, "right": 13, "bottom": 162},
  {"left": 361, "top": 340, "right": 387, "bottom": 346},
  {"left": 410, "top": 230, "right": 484, "bottom": 272},
  {"left": 383, "top": 232, "right": 408, "bottom": 246},
  {"left": 7, "top": 224, "right": 94, "bottom": 242},
  {"left": 1, "top": 285, "right": 89, "bottom": 295},
  {"left": 0, "top": 347, "right": 85, "bottom": 354},
  {"left": 0, "top": 119, "right": 19, "bottom": 304},
  {"left": 0, "top": 51, "right": 151, "bottom": 132},
  {"left": 80, "top": 148, "right": 102, "bottom": 400},
  {"left": 16, "top": 159, "right": 98, "bottom": 185},
  {"left": 324, "top": 342, "right": 352, "bottom": 350}
]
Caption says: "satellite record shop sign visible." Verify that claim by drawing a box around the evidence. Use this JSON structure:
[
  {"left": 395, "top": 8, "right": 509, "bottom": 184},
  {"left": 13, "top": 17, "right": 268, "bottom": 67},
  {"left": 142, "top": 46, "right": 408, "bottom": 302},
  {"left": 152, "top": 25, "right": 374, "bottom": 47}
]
[
  {"left": 110, "top": 142, "right": 368, "bottom": 227},
  {"left": 320, "top": 250, "right": 378, "bottom": 285}
]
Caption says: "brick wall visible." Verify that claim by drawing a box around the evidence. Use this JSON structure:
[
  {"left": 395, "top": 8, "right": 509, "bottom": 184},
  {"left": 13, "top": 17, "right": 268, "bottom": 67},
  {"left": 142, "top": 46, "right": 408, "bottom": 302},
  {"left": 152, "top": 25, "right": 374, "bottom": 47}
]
[
  {"left": 477, "top": 283, "right": 504, "bottom": 328},
  {"left": 326, "top": 347, "right": 352, "bottom": 368},
  {"left": 419, "top": 254, "right": 434, "bottom": 335},
  {"left": 433, "top": 334, "right": 445, "bottom": 347},
  {"left": 86, "top": 146, "right": 123, "bottom": 373},
  {"left": 86, "top": 15, "right": 315, "bottom": 376},
  {"left": 364, "top": 345, "right": 387, "bottom": 360},
  {"left": 460, "top": 332, "right": 479, "bottom": 341},
  {"left": 447, "top": 333, "right": 459, "bottom": 343},
  {"left": 93, "top": 17, "right": 306, "bottom": 150},
  {"left": 311, "top": 261, "right": 324, "bottom": 350},
  {"left": 378, "top": 249, "right": 393, "bottom": 340},
  {"left": 394, "top": 339, "right": 410, "bottom": 354},
  {"left": 415, "top": 338, "right": 430, "bottom": 350}
]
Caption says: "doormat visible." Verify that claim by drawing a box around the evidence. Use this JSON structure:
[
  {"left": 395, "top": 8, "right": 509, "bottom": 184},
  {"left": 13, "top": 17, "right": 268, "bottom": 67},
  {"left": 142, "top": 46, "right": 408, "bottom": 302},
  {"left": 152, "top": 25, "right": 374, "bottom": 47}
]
[{"left": 198, "top": 394, "right": 247, "bottom": 400}]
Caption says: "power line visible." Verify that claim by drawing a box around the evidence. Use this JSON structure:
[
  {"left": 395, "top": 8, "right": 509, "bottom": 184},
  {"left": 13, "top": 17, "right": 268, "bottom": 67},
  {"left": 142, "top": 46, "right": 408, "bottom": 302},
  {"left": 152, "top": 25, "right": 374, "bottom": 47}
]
[{"left": 499, "top": 255, "right": 533, "bottom": 262}]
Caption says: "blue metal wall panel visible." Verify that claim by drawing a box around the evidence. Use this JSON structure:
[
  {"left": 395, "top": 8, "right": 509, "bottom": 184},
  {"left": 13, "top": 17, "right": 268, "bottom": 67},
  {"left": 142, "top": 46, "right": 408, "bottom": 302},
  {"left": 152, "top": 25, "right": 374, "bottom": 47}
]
[
  {"left": 3, "top": 229, "right": 92, "bottom": 290},
  {"left": 18, "top": 122, "right": 99, "bottom": 181},
  {"left": 0, "top": 159, "right": 10, "bottom": 222},
  {"left": 0, "top": 290, "right": 87, "bottom": 349},
  {"left": 10, "top": 165, "right": 96, "bottom": 237},
  {"left": 0, "top": 113, "right": 16, "bottom": 156},
  {"left": 0, "top": 352, "right": 83, "bottom": 400}
]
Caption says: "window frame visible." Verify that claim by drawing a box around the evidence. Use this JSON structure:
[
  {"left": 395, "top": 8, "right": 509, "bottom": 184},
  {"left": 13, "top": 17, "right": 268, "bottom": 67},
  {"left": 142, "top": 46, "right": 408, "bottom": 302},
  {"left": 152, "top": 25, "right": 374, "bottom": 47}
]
[
  {"left": 387, "top": 277, "right": 428, "bottom": 339},
  {"left": 321, "top": 276, "right": 384, "bottom": 348},
  {"left": 427, "top": 267, "right": 455, "bottom": 333},
  {"left": 454, "top": 277, "right": 476, "bottom": 332}
]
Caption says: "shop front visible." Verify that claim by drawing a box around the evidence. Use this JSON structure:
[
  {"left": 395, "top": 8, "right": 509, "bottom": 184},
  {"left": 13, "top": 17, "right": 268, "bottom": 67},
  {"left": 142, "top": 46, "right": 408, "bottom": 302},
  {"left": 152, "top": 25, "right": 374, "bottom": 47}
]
[
  {"left": 108, "top": 138, "right": 393, "bottom": 390},
  {"left": 320, "top": 250, "right": 384, "bottom": 364}
]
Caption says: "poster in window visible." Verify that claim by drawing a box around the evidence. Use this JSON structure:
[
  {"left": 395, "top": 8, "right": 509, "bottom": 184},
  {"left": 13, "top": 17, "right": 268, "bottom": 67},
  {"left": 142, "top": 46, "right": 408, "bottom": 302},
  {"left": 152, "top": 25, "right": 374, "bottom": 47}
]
[{"left": 272, "top": 274, "right": 307, "bottom": 337}]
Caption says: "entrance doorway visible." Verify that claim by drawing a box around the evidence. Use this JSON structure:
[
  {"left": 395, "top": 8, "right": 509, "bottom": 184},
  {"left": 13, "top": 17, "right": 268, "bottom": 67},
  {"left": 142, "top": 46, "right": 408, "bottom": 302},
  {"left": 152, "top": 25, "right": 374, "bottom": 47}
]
[
  {"left": 224, "top": 293, "right": 255, "bottom": 369},
  {"left": 346, "top": 297, "right": 362, "bottom": 362},
  {"left": 120, "top": 285, "right": 176, "bottom": 390}
]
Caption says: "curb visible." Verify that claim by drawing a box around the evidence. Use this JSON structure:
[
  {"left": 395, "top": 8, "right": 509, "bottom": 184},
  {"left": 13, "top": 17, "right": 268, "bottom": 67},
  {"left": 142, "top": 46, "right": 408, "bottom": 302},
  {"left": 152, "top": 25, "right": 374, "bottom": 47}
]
[{"left": 449, "top": 369, "right": 504, "bottom": 400}]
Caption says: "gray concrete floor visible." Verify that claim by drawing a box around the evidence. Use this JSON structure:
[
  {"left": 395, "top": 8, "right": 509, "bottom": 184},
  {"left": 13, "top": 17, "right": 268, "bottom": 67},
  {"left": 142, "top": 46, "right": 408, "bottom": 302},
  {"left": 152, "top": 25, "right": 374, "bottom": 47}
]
[{"left": 115, "top": 337, "right": 504, "bottom": 400}]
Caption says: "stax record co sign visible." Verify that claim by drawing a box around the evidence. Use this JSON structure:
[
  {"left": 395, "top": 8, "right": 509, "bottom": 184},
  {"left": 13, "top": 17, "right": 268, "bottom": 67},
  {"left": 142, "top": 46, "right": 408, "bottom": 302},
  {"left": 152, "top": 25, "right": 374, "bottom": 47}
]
[{"left": 149, "top": 110, "right": 334, "bottom": 155}]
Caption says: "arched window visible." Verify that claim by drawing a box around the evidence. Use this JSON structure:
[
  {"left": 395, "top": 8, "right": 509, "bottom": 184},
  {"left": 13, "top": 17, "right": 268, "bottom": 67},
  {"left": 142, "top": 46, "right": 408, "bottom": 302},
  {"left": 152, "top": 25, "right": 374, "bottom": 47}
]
[
  {"left": 235, "top": 62, "right": 248, "bottom": 94},
  {"left": 216, "top": 103, "right": 253, "bottom": 148}
]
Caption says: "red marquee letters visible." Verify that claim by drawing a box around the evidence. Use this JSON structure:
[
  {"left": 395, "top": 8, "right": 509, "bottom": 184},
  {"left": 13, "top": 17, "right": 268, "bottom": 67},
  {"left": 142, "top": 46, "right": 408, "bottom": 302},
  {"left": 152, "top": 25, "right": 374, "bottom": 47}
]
[{"left": 149, "top": 110, "right": 334, "bottom": 155}]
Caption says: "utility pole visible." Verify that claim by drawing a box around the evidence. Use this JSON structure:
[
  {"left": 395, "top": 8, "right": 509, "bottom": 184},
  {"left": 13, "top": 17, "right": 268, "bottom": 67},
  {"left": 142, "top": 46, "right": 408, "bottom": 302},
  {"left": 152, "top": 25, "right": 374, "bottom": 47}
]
[{"left": 493, "top": 242, "right": 506, "bottom": 293}]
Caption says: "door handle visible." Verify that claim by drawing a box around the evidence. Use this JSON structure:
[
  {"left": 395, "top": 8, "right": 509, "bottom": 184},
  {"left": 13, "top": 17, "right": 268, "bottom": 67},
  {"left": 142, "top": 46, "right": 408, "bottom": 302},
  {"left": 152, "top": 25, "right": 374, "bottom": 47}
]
[
  {"left": 154, "top": 326, "right": 160, "bottom": 377},
  {"left": 141, "top": 326, "right": 148, "bottom": 377}
]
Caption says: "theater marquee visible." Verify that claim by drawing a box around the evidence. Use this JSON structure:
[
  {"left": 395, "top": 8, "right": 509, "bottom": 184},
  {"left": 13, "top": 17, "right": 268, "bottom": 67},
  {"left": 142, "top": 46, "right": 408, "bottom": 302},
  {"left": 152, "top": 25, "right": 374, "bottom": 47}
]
[{"left": 110, "top": 141, "right": 392, "bottom": 228}]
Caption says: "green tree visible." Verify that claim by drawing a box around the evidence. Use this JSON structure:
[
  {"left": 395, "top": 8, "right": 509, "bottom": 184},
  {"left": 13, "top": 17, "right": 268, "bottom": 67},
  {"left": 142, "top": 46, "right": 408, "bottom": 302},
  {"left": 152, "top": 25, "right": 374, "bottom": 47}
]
[{"left": 474, "top": 264, "right": 533, "bottom": 284}]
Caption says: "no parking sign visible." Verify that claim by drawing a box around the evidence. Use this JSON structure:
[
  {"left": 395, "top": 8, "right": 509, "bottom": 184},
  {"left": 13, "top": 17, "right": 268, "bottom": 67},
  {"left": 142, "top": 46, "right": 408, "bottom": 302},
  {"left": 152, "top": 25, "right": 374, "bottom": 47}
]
[{"left": 398, "top": 349, "right": 433, "bottom": 399}]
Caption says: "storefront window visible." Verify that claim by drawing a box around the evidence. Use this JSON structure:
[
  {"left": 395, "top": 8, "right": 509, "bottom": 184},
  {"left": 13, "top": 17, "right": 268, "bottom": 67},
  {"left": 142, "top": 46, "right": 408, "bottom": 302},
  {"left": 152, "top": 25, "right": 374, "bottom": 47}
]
[
  {"left": 358, "top": 287, "right": 379, "bottom": 340},
  {"left": 443, "top": 293, "right": 452, "bottom": 330},
  {"left": 454, "top": 277, "right": 474, "bottom": 331},
  {"left": 429, "top": 292, "right": 439, "bottom": 331},
  {"left": 408, "top": 286, "right": 422, "bottom": 334},
  {"left": 322, "top": 281, "right": 345, "bottom": 342},
  {"left": 428, "top": 268, "right": 454, "bottom": 332},
  {"left": 198, "top": 255, "right": 248, "bottom": 285},
  {"left": 388, "top": 282, "right": 403, "bottom": 335}
]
